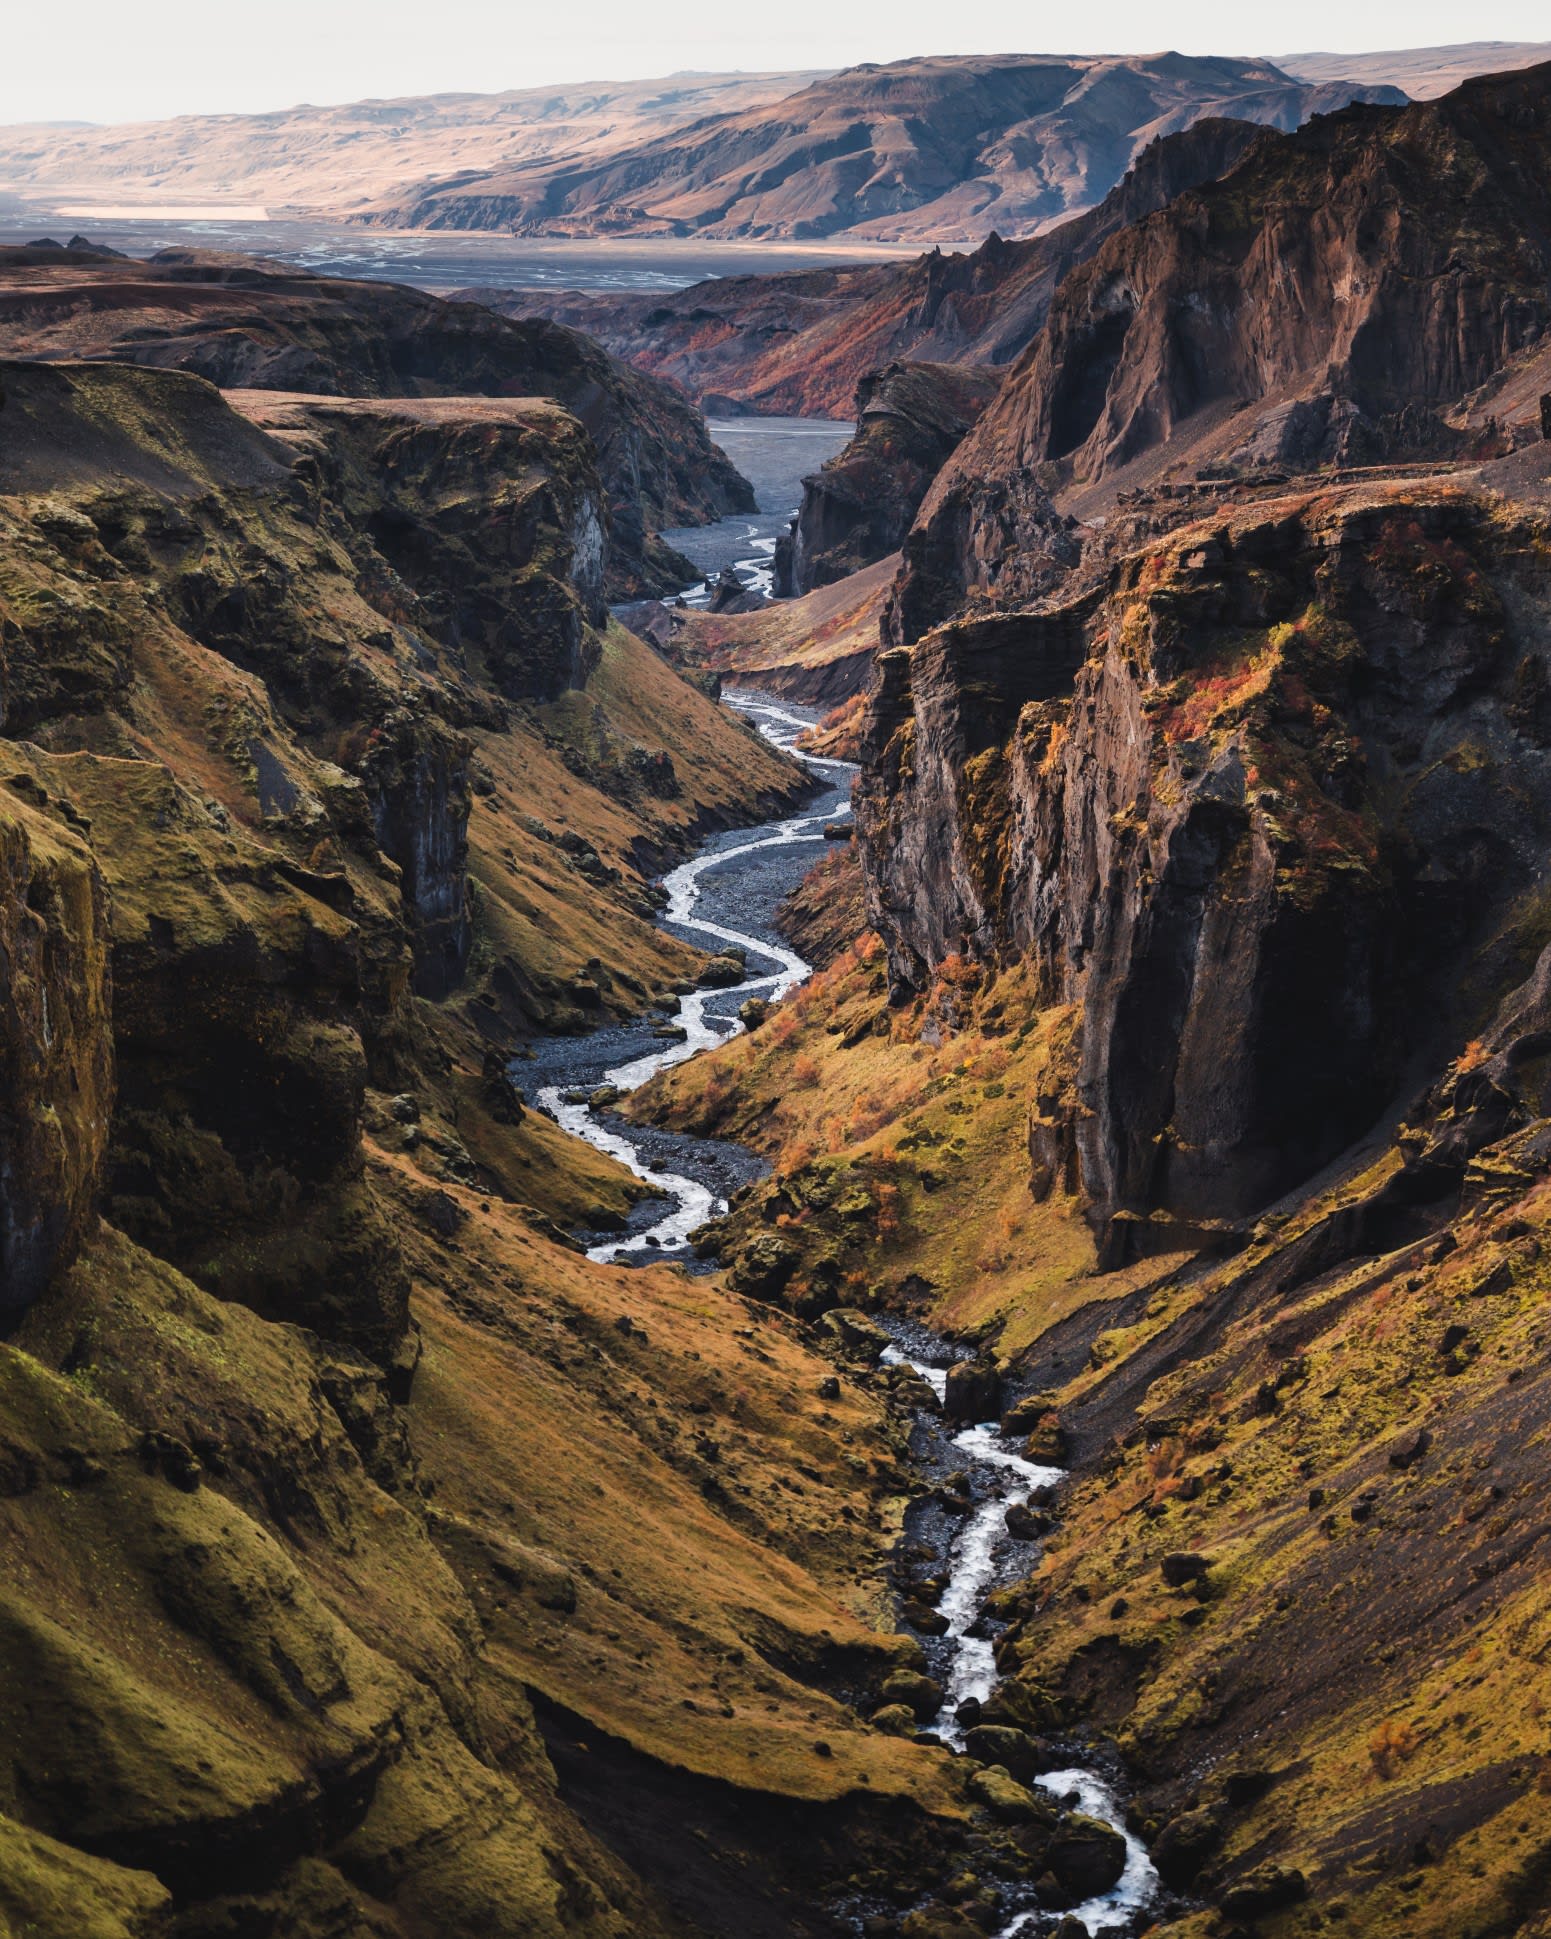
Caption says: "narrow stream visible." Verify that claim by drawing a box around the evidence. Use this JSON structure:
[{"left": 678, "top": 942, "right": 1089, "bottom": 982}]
[{"left": 536, "top": 692, "right": 1159, "bottom": 1937}]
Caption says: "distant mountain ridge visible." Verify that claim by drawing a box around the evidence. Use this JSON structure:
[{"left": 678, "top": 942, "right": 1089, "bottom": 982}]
[
  {"left": 481, "top": 117, "right": 1270, "bottom": 417},
  {"left": 362, "top": 53, "right": 1402, "bottom": 243},
  {"left": 1280, "top": 39, "right": 1551, "bottom": 97},
  {"left": 0, "top": 71, "right": 831, "bottom": 213}
]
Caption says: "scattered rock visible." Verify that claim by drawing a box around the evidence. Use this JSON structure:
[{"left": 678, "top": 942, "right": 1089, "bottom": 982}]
[
  {"left": 903, "top": 1599, "right": 950, "bottom": 1636},
  {"left": 1006, "top": 1500, "right": 1051, "bottom": 1540},
  {"left": 817, "top": 1374, "right": 842, "bottom": 1401}
]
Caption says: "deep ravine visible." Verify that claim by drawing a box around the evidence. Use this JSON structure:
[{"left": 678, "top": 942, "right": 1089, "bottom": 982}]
[{"left": 532, "top": 691, "right": 1162, "bottom": 1936}]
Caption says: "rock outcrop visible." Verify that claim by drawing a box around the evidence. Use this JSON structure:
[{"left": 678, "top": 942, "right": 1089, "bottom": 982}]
[
  {"left": 774, "top": 361, "right": 1001, "bottom": 598},
  {"left": 0, "top": 778, "right": 112, "bottom": 1319},
  {"left": 486, "top": 116, "right": 1283, "bottom": 419},
  {"left": 0, "top": 245, "right": 751, "bottom": 597},
  {"left": 860, "top": 484, "right": 1551, "bottom": 1261},
  {"left": 889, "top": 61, "right": 1551, "bottom": 639}
]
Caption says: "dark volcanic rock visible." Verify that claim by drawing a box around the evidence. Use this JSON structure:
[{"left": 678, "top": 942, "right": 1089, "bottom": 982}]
[
  {"left": 777, "top": 362, "right": 1001, "bottom": 598},
  {"left": 490, "top": 115, "right": 1275, "bottom": 421},
  {"left": 890, "top": 63, "right": 1551, "bottom": 638},
  {"left": 0, "top": 781, "right": 113, "bottom": 1320},
  {"left": 859, "top": 485, "right": 1551, "bottom": 1263}
]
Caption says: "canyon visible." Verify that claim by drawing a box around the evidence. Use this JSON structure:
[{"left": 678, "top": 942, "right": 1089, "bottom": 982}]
[{"left": 9, "top": 37, "right": 1551, "bottom": 1939}]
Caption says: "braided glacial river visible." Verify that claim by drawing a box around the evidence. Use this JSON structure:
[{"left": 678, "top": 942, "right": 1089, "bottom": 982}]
[{"left": 534, "top": 693, "right": 1157, "bottom": 1937}]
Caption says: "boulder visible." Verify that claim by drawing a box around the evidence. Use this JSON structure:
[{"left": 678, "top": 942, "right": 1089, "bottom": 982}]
[
  {"left": 1221, "top": 1866, "right": 1309, "bottom": 1917},
  {"left": 697, "top": 953, "right": 748, "bottom": 988},
  {"left": 969, "top": 1768, "right": 1044, "bottom": 1822},
  {"left": 727, "top": 1234, "right": 800, "bottom": 1300},
  {"left": 1389, "top": 1426, "right": 1432, "bottom": 1470},
  {"left": 822, "top": 1308, "right": 891, "bottom": 1356},
  {"left": 871, "top": 1703, "right": 919, "bottom": 1737},
  {"left": 1024, "top": 1419, "right": 1068, "bottom": 1466},
  {"left": 944, "top": 1358, "right": 1002, "bottom": 1422},
  {"left": 1000, "top": 1392, "right": 1060, "bottom": 1434},
  {"left": 963, "top": 1725, "right": 1055, "bottom": 1777},
  {"left": 1151, "top": 1806, "right": 1224, "bottom": 1888},
  {"left": 881, "top": 1669, "right": 944, "bottom": 1721},
  {"left": 1160, "top": 1551, "right": 1212, "bottom": 1586},
  {"left": 1006, "top": 1501, "right": 1052, "bottom": 1540},
  {"left": 1045, "top": 1814, "right": 1127, "bottom": 1897},
  {"left": 977, "top": 1678, "right": 1061, "bottom": 1732}
]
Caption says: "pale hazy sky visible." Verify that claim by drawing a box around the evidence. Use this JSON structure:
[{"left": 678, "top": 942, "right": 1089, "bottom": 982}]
[{"left": 6, "top": 0, "right": 1550, "bottom": 125}]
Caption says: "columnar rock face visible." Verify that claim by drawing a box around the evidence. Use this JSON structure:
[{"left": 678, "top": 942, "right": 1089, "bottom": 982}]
[
  {"left": 775, "top": 362, "right": 1001, "bottom": 598},
  {"left": 0, "top": 779, "right": 112, "bottom": 1318},
  {"left": 860, "top": 488, "right": 1551, "bottom": 1260}
]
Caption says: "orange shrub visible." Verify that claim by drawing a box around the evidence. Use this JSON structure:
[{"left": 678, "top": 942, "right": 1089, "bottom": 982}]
[{"left": 1368, "top": 1718, "right": 1420, "bottom": 1780}]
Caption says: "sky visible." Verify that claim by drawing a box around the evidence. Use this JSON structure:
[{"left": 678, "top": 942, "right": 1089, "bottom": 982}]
[{"left": 5, "top": 0, "right": 1550, "bottom": 125}]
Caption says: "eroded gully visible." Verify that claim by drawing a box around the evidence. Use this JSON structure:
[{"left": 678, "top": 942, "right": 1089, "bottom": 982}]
[{"left": 535, "top": 692, "right": 1159, "bottom": 1937}]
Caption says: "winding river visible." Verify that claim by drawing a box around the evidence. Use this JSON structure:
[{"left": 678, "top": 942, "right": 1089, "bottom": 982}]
[{"left": 536, "top": 693, "right": 1159, "bottom": 1937}]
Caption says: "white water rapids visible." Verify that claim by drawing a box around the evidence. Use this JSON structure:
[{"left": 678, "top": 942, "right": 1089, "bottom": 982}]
[
  {"left": 538, "top": 691, "right": 1158, "bottom": 1934},
  {"left": 537, "top": 693, "right": 853, "bottom": 1261},
  {"left": 879, "top": 1343, "right": 1159, "bottom": 1936}
]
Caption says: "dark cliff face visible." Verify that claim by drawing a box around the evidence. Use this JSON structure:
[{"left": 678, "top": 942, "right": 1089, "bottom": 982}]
[
  {"left": 489, "top": 116, "right": 1275, "bottom": 420},
  {"left": 775, "top": 361, "right": 1001, "bottom": 598},
  {"left": 0, "top": 247, "right": 749, "bottom": 598},
  {"left": 890, "top": 63, "right": 1551, "bottom": 641},
  {"left": 0, "top": 779, "right": 113, "bottom": 1319},
  {"left": 0, "top": 360, "right": 620, "bottom": 1324},
  {"left": 860, "top": 485, "right": 1551, "bottom": 1262}
]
